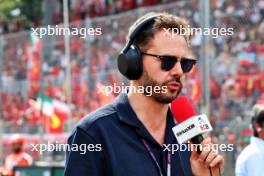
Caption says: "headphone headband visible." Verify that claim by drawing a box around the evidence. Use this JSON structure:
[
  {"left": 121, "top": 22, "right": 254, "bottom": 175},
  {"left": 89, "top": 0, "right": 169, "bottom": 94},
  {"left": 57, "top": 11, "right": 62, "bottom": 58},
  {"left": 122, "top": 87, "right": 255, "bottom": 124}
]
[
  {"left": 118, "top": 13, "right": 162, "bottom": 80},
  {"left": 121, "top": 14, "right": 161, "bottom": 54},
  {"left": 128, "top": 14, "right": 161, "bottom": 41}
]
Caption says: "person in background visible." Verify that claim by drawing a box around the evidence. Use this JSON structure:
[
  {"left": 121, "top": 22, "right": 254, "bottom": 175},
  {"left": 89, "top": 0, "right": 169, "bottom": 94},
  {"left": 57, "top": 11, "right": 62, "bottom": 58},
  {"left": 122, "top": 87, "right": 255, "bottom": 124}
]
[
  {"left": 235, "top": 104, "right": 264, "bottom": 176},
  {"left": 4, "top": 134, "right": 33, "bottom": 176}
]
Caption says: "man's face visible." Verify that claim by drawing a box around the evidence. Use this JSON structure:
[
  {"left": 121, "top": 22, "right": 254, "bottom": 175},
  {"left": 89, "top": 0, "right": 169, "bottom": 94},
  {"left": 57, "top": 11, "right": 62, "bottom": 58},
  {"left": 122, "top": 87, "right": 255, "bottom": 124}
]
[
  {"left": 12, "top": 142, "right": 23, "bottom": 153},
  {"left": 260, "top": 128, "right": 264, "bottom": 140},
  {"left": 138, "top": 30, "right": 190, "bottom": 104},
  {"left": 255, "top": 122, "right": 264, "bottom": 140}
]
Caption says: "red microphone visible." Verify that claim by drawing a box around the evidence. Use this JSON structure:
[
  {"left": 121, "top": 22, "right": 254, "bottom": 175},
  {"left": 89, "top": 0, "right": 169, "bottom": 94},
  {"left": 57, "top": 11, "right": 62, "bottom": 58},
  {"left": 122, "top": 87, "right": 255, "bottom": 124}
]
[
  {"left": 171, "top": 96, "right": 212, "bottom": 154},
  {"left": 171, "top": 96, "right": 196, "bottom": 123}
]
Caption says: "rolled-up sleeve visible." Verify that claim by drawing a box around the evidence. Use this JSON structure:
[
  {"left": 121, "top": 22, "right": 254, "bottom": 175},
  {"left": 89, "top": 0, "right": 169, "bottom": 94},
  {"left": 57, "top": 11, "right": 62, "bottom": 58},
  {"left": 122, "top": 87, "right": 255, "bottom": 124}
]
[{"left": 64, "top": 127, "right": 105, "bottom": 176}]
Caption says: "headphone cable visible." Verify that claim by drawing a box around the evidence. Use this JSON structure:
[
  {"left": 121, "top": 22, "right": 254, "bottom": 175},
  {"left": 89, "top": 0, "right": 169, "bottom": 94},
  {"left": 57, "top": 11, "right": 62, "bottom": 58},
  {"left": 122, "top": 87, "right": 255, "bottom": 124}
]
[{"left": 209, "top": 166, "right": 222, "bottom": 176}]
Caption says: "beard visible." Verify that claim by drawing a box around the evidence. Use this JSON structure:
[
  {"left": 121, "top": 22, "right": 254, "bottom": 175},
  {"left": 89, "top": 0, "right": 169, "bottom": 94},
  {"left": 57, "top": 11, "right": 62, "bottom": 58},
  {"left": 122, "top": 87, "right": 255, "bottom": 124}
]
[{"left": 138, "top": 70, "right": 182, "bottom": 104}]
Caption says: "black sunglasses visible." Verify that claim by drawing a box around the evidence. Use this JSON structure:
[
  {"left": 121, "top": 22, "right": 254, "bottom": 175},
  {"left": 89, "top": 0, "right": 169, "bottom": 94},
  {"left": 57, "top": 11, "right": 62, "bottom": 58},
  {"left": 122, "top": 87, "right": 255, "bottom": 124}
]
[{"left": 141, "top": 52, "right": 197, "bottom": 73}]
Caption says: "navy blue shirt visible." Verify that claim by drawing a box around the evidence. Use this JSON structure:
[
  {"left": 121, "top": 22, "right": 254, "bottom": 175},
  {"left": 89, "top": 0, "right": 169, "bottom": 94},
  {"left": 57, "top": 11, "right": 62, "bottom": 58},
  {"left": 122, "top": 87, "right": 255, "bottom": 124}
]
[{"left": 65, "top": 93, "right": 193, "bottom": 176}]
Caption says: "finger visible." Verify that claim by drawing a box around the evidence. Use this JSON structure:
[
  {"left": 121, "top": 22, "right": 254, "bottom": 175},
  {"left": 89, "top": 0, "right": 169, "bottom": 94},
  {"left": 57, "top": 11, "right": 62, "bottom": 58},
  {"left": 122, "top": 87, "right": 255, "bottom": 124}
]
[
  {"left": 211, "top": 166, "right": 221, "bottom": 176},
  {"left": 191, "top": 137, "right": 213, "bottom": 161},
  {"left": 201, "top": 137, "right": 212, "bottom": 146},
  {"left": 209, "top": 155, "right": 224, "bottom": 168},
  {"left": 190, "top": 143, "right": 199, "bottom": 160},
  {"left": 198, "top": 149, "right": 210, "bottom": 162},
  {"left": 205, "top": 150, "right": 218, "bottom": 166},
  {"left": 210, "top": 158, "right": 224, "bottom": 176},
  {"left": 189, "top": 137, "right": 211, "bottom": 151},
  {"left": 198, "top": 143, "right": 212, "bottom": 161}
]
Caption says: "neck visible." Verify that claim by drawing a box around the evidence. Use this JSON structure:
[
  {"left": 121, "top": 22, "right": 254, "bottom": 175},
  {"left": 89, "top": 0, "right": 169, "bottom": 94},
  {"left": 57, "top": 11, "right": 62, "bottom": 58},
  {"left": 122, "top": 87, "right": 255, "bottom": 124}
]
[{"left": 127, "top": 83, "right": 169, "bottom": 145}]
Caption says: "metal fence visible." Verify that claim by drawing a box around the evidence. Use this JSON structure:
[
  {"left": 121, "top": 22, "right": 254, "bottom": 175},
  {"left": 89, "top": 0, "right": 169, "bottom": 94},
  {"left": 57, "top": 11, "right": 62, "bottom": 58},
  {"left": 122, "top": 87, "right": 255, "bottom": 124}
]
[
  {"left": 0, "top": 0, "right": 206, "bottom": 133},
  {"left": 1, "top": 0, "right": 264, "bottom": 175}
]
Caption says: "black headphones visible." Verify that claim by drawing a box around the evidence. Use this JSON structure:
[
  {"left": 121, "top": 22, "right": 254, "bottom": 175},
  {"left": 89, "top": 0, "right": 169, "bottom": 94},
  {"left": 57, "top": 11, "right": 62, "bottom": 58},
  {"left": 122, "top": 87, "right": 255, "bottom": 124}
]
[{"left": 117, "top": 14, "right": 162, "bottom": 80}]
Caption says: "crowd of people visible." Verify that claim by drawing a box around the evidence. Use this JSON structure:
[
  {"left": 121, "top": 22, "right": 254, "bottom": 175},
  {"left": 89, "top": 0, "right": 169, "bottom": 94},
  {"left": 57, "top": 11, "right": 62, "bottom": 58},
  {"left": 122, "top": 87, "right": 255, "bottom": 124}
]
[
  {"left": 1, "top": 0, "right": 264, "bottom": 173},
  {"left": 0, "top": 0, "right": 174, "bottom": 35},
  {"left": 1, "top": 0, "right": 263, "bottom": 125}
]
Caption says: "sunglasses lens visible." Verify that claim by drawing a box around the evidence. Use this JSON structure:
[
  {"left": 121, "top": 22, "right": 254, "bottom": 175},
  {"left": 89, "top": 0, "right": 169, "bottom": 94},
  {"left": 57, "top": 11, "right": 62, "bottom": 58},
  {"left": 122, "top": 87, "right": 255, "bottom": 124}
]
[
  {"left": 161, "top": 56, "right": 196, "bottom": 72},
  {"left": 161, "top": 56, "right": 177, "bottom": 71},
  {"left": 181, "top": 59, "right": 196, "bottom": 73}
]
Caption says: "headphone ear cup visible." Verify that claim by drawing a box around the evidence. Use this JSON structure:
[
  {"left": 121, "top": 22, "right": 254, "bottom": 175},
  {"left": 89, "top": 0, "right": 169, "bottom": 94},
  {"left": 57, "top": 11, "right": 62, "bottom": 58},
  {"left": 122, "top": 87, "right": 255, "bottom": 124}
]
[{"left": 117, "top": 45, "right": 142, "bottom": 80}]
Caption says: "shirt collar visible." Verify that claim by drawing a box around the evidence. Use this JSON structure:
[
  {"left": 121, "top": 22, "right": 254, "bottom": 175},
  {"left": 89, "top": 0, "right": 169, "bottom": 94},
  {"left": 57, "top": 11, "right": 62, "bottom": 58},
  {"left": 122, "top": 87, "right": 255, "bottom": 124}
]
[
  {"left": 113, "top": 93, "right": 142, "bottom": 128},
  {"left": 113, "top": 93, "right": 177, "bottom": 145}
]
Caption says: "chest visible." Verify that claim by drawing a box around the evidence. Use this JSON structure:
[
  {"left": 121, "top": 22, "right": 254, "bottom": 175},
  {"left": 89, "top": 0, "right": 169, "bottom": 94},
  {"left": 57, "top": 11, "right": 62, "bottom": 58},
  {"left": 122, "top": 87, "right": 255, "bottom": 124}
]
[{"left": 101, "top": 134, "right": 192, "bottom": 176}]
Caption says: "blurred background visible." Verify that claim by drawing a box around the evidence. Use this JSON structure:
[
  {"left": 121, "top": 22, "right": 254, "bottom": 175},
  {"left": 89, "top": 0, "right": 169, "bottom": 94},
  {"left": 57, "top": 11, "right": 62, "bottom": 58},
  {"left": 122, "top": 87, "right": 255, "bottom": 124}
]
[{"left": 0, "top": 0, "right": 264, "bottom": 175}]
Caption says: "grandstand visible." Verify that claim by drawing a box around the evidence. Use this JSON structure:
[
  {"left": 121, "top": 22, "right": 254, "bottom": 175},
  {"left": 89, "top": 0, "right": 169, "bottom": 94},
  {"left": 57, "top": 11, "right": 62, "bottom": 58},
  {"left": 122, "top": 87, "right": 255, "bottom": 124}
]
[{"left": 0, "top": 0, "right": 264, "bottom": 175}]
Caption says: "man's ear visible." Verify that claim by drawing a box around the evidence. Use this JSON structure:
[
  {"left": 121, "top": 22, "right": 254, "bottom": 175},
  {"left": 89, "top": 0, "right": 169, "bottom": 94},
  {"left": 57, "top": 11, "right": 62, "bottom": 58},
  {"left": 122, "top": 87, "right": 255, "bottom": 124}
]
[
  {"left": 257, "top": 127, "right": 262, "bottom": 132},
  {"left": 255, "top": 123, "right": 263, "bottom": 132}
]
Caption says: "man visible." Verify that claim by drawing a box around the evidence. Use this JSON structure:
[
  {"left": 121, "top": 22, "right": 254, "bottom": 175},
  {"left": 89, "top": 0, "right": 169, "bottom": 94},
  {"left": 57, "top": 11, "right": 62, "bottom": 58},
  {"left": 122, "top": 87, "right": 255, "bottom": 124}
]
[
  {"left": 65, "top": 12, "right": 224, "bottom": 176},
  {"left": 4, "top": 134, "right": 33, "bottom": 176},
  {"left": 235, "top": 104, "right": 264, "bottom": 176}
]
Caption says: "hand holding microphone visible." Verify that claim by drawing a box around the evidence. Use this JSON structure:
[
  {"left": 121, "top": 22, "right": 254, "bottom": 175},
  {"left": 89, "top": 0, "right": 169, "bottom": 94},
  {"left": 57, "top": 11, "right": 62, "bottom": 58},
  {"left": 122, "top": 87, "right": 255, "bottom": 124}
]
[{"left": 171, "top": 96, "right": 224, "bottom": 176}]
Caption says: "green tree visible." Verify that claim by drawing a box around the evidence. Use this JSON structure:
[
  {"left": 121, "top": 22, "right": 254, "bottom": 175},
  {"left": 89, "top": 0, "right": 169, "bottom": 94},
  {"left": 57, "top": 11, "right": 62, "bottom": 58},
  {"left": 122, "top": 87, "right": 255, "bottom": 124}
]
[{"left": 0, "top": 0, "right": 42, "bottom": 28}]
